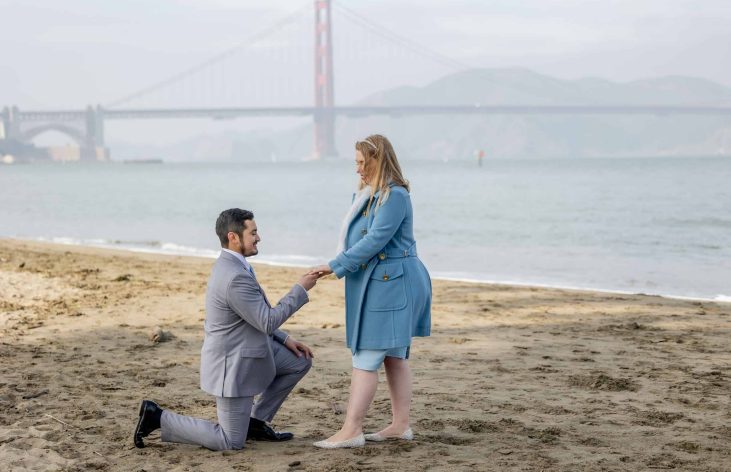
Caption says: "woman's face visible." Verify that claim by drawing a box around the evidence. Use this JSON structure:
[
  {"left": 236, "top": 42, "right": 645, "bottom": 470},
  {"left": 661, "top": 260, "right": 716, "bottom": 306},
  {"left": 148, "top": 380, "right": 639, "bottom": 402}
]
[{"left": 355, "top": 150, "right": 372, "bottom": 184}]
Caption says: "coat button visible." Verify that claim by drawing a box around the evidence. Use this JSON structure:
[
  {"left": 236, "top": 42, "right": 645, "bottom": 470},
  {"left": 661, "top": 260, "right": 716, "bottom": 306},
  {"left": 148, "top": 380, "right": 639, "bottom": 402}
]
[
  {"left": 360, "top": 264, "right": 367, "bottom": 270},
  {"left": 383, "top": 275, "right": 389, "bottom": 281},
  {"left": 362, "top": 210, "right": 367, "bottom": 217},
  {"left": 378, "top": 253, "right": 386, "bottom": 260},
  {"left": 361, "top": 228, "right": 367, "bottom": 235}
]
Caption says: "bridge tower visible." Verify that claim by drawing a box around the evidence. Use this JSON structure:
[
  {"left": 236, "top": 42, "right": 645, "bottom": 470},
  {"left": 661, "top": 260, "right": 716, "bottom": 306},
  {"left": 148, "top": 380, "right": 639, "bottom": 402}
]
[
  {"left": 313, "top": 0, "right": 336, "bottom": 159},
  {"left": 1, "top": 106, "right": 21, "bottom": 140},
  {"left": 81, "top": 105, "right": 107, "bottom": 161}
]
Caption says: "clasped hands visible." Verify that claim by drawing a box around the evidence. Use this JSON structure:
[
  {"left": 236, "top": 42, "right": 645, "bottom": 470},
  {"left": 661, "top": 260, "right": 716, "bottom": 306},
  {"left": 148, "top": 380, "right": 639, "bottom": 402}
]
[
  {"left": 296, "top": 265, "right": 333, "bottom": 291},
  {"left": 307, "top": 264, "right": 333, "bottom": 278}
]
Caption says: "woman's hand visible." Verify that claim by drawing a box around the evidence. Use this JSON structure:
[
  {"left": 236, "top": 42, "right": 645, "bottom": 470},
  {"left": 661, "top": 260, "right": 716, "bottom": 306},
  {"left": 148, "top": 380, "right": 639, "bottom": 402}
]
[{"left": 308, "top": 264, "right": 333, "bottom": 278}]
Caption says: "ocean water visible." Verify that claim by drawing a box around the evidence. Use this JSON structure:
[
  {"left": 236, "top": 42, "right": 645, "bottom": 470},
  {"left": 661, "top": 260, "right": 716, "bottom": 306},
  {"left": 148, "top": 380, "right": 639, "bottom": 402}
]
[{"left": 1, "top": 157, "right": 729, "bottom": 301}]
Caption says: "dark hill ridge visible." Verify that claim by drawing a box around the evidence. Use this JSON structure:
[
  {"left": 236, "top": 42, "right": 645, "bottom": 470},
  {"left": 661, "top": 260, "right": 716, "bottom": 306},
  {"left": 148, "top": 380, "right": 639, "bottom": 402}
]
[{"left": 364, "top": 69, "right": 731, "bottom": 106}]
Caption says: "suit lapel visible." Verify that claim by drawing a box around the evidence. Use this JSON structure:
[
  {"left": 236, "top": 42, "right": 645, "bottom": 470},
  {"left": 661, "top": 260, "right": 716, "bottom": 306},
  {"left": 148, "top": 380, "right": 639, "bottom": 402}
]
[
  {"left": 220, "top": 251, "right": 272, "bottom": 307},
  {"left": 257, "top": 277, "right": 272, "bottom": 308},
  {"left": 245, "top": 266, "right": 271, "bottom": 308}
]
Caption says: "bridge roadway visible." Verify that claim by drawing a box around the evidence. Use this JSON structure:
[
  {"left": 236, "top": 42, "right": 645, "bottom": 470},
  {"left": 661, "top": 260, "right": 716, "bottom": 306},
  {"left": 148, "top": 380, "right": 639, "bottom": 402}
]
[{"left": 16, "top": 105, "right": 731, "bottom": 122}]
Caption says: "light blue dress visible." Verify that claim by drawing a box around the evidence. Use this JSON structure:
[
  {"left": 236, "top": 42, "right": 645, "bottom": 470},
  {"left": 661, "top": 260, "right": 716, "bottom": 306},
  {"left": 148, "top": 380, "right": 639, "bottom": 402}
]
[{"left": 329, "top": 184, "right": 432, "bottom": 355}]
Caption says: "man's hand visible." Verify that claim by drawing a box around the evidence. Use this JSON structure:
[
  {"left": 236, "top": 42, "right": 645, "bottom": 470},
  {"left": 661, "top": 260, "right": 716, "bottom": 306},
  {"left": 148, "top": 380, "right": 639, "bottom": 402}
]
[
  {"left": 308, "top": 264, "right": 333, "bottom": 278},
  {"left": 298, "top": 272, "right": 319, "bottom": 291},
  {"left": 284, "top": 336, "right": 314, "bottom": 359}
]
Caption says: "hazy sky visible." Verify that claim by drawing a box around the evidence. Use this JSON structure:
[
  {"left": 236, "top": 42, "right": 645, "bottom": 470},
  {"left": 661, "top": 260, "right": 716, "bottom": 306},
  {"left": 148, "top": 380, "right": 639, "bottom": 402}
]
[
  {"left": 1, "top": 0, "right": 729, "bottom": 146},
  {"left": 2, "top": 0, "right": 729, "bottom": 106}
]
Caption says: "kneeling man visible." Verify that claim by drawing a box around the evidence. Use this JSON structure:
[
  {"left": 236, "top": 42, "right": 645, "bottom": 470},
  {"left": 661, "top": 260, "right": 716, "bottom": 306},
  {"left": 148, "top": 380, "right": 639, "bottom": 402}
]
[{"left": 134, "top": 208, "right": 319, "bottom": 450}]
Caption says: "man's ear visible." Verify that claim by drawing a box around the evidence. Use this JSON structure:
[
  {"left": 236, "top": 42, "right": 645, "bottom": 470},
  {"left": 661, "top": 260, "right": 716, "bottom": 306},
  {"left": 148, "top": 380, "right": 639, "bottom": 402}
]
[{"left": 226, "top": 231, "right": 237, "bottom": 247}]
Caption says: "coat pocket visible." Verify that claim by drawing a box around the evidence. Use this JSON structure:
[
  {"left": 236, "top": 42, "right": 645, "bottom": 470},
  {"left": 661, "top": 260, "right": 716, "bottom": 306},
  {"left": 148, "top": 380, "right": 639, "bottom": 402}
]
[
  {"left": 240, "top": 347, "right": 268, "bottom": 358},
  {"left": 365, "top": 263, "right": 407, "bottom": 312}
]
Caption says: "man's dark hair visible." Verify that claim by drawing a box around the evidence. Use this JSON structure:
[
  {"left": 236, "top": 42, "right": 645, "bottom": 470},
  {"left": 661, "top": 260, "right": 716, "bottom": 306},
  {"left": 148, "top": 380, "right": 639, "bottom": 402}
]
[{"left": 215, "top": 208, "right": 254, "bottom": 247}]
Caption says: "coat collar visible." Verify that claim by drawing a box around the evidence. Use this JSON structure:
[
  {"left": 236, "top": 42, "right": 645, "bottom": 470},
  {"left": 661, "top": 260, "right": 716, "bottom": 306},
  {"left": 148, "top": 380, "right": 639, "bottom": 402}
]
[{"left": 346, "top": 183, "right": 396, "bottom": 230}]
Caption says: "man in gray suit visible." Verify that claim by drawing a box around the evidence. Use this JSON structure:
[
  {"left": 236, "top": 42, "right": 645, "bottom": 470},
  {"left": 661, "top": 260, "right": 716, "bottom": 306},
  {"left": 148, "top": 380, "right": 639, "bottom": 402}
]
[{"left": 133, "top": 208, "right": 319, "bottom": 450}]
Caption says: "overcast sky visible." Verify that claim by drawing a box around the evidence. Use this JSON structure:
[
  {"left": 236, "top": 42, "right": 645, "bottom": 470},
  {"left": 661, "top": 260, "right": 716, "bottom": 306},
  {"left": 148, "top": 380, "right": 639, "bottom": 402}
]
[
  {"left": 2, "top": 0, "right": 729, "bottom": 106},
  {"left": 1, "top": 0, "right": 729, "bottom": 146}
]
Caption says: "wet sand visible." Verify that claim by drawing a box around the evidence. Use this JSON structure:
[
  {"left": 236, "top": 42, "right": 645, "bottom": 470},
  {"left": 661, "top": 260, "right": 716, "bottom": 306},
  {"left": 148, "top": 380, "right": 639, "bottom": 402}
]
[{"left": 0, "top": 239, "right": 729, "bottom": 471}]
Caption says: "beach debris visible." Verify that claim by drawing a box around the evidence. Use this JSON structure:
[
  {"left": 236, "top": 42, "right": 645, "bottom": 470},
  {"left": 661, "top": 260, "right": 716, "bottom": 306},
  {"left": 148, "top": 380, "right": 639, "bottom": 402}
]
[
  {"left": 288, "top": 461, "right": 301, "bottom": 467},
  {"left": 149, "top": 327, "right": 172, "bottom": 343},
  {"left": 44, "top": 413, "right": 73, "bottom": 428},
  {"left": 330, "top": 401, "right": 345, "bottom": 415},
  {"left": 113, "top": 274, "right": 132, "bottom": 282},
  {"left": 18, "top": 262, "right": 25, "bottom": 268}
]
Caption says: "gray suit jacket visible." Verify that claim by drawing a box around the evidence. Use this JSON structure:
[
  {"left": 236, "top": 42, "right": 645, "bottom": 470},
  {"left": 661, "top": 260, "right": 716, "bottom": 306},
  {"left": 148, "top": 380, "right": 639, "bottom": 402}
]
[{"left": 199, "top": 251, "right": 309, "bottom": 397}]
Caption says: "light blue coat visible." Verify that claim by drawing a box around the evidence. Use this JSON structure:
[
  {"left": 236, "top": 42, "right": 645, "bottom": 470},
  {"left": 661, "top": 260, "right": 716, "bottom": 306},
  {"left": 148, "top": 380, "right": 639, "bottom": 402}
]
[{"left": 329, "top": 184, "right": 431, "bottom": 353}]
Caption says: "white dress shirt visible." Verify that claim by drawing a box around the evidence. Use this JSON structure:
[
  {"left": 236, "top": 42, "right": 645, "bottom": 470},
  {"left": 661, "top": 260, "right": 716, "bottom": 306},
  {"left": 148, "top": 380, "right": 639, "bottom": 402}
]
[{"left": 221, "top": 248, "right": 253, "bottom": 275}]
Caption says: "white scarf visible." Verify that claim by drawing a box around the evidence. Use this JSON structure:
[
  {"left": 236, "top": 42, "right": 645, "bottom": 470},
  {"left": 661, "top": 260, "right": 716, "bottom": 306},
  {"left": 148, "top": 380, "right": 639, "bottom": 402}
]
[{"left": 336, "top": 187, "right": 372, "bottom": 254}]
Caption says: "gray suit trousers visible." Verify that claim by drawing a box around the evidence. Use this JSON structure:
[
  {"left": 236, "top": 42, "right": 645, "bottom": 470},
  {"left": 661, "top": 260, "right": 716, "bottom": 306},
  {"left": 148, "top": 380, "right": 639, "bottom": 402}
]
[
  {"left": 160, "top": 341, "right": 311, "bottom": 450},
  {"left": 161, "top": 396, "right": 253, "bottom": 451}
]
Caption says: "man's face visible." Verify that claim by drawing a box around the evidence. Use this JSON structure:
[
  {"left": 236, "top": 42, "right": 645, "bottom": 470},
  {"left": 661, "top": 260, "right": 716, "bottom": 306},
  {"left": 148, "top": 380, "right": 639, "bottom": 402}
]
[{"left": 230, "top": 219, "right": 260, "bottom": 257}]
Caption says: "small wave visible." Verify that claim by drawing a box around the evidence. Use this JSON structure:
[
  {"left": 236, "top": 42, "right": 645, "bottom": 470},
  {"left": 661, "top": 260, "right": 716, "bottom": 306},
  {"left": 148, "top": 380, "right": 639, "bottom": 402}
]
[
  {"left": 34, "top": 236, "right": 219, "bottom": 259},
  {"left": 41, "top": 236, "right": 108, "bottom": 246},
  {"left": 158, "top": 242, "right": 219, "bottom": 257},
  {"left": 113, "top": 240, "right": 162, "bottom": 247},
  {"left": 714, "top": 295, "right": 731, "bottom": 303}
]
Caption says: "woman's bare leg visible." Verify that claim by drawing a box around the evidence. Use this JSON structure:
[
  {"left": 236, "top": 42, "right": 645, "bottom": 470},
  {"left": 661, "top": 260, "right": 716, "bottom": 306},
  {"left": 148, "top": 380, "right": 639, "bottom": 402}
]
[
  {"left": 373, "top": 357, "right": 412, "bottom": 436},
  {"left": 324, "top": 368, "right": 378, "bottom": 442}
]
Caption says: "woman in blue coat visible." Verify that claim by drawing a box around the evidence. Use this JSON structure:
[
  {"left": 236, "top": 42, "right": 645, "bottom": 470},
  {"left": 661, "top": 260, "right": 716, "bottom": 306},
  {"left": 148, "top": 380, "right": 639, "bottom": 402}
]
[{"left": 311, "top": 134, "right": 432, "bottom": 449}]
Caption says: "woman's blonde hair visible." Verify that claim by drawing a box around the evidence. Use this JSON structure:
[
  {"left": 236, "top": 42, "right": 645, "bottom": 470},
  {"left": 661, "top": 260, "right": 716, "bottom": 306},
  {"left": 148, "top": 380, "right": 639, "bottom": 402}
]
[{"left": 355, "top": 134, "right": 409, "bottom": 214}]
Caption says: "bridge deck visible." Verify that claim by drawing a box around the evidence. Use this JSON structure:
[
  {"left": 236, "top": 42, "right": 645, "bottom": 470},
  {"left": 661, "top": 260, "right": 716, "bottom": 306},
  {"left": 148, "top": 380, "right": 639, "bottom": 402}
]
[{"left": 14, "top": 105, "right": 731, "bottom": 122}]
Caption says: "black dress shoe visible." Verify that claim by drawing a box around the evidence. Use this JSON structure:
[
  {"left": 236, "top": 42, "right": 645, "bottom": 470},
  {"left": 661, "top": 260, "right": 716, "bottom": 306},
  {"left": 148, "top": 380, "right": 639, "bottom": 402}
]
[
  {"left": 247, "top": 417, "right": 294, "bottom": 441},
  {"left": 134, "top": 400, "right": 163, "bottom": 448}
]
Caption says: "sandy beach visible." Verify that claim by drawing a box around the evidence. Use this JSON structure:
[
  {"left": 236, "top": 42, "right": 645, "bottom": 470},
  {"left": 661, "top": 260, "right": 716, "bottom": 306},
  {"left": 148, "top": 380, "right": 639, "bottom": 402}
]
[{"left": 0, "top": 238, "right": 729, "bottom": 471}]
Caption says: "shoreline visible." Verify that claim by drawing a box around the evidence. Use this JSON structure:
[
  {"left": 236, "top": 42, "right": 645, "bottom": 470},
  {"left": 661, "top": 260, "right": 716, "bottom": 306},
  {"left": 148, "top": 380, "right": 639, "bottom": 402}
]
[{"left": 10, "top": 236, "right": 730, "bottom": 304}]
